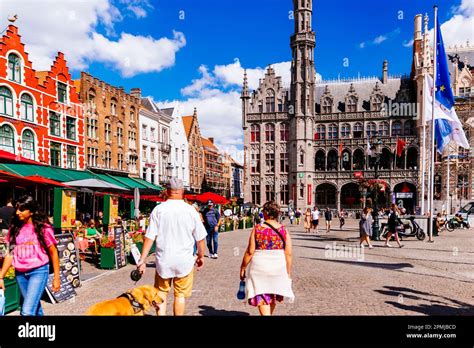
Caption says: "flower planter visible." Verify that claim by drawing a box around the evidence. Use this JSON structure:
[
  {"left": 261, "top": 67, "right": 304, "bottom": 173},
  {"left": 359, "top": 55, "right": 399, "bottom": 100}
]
[
  {"left": 238, "top": 220, "right": 244, "bottom": 229},
  {"left": 4, "top": 277, "right": 20, "bottom": 314},
  {"left": 100, "top": 247, "right": 116, "bottom": 269}
]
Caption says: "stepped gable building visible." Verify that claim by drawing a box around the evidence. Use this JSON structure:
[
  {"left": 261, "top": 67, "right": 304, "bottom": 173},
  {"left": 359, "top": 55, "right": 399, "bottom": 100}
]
[
  {"left": 0, "top": 25, "right": 85, "bottom": 169},
  {"left": 75, "top": 72, "right": 140, "bottom": 177},
  {"left": 242, "top": 1, "right": 420, "bottom": 212},
  {"left": 202, "top": 136, "right": 226, "bottom": 195},
  {"left": 182, "top": 108, "right": 205, "bottom": 193}
]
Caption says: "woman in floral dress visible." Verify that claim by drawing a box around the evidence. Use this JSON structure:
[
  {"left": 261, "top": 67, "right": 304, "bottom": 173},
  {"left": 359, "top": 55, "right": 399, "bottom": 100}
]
[{"left": 240, "top": 201, "right": 294, "bottom": 315}]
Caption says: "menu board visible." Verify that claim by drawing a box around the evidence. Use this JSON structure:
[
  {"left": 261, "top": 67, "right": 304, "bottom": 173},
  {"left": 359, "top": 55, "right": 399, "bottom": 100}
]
[
  {"left": 55, "top": 233, "right": 81, "bottom": 289},
  {"left": 45, "top": 271, "right": 76, "bottom": 303},
  {"left": 53, "top": 188, "right": 77, "bottom": 228},
  {"left": 114, "top": 226, "right": 126, "bottom": 269}
]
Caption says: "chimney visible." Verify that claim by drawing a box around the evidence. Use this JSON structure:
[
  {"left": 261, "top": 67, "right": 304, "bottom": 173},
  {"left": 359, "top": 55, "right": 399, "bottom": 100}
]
[
  {"left": 209, "top": 137, "right": 214, "bottom": 144},
  {"left": 382, "top": 60, "right": 388, "bottom": 84},
  {"left": 130, "top": 88, "right": 141, "bottom": 99}
]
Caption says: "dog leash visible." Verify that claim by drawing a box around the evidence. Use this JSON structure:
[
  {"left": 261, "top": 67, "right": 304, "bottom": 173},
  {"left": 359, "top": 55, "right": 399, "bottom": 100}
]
[{"left": 117, "top": 292, "right": 145, "bottom": 314}]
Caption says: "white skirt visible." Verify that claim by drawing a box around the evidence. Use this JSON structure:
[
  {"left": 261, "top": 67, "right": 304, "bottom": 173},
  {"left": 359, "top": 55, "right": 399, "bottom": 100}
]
[{"left": 245, "top": 249, "right": 294, "bottom": 300}]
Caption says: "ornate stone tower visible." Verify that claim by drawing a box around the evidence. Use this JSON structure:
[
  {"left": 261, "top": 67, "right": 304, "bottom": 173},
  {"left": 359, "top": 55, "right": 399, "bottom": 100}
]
[{"left": 289, "top": 0, "right": 317, "bottom": 209}]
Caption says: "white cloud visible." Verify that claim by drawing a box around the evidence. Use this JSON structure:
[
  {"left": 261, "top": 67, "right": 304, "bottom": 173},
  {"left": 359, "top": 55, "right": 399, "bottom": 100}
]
[
  {"left": 373, "top": 35, "right": 387, "bottom": 44},
  {"left": 437, "top": 0, "right": 474, "bottom": 47},
  {"left": 403, "top": 39, "right": 414, "bottom": 48},
  {"left": 158, "top": 59, "right": 321, "bottom": 161},
  {"left": 120, "top": 0, "right": 153, "bottom": 19},
  {"left": 0, "top": 0, "right": 184, "bottom": 77},
  {"left": 360, "top": 28, "right": 401, "bottom": 48}
]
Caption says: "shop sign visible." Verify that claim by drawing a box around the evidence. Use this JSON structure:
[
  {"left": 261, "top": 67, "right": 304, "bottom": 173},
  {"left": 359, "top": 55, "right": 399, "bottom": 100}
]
[{"left": 396, "top": 192, "right": 413, "bottom": 198}]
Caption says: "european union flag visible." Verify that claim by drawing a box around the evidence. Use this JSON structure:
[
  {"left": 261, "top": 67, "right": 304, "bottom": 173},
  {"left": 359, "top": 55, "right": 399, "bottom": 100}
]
[{"left": 430, "top": 16, "right": 469, "bottom": 153}]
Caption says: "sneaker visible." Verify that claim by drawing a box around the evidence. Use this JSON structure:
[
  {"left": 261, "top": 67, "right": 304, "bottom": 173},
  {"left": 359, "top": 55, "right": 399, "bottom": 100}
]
[
  {"left": 360, "top": 244, "right": 365, "bottom": 248},
  {"left": 384, "top": 244, "right": 392, "bottom": 248},
  {"left": 214, "top": 253, "right": 218, "bottom": 259}
]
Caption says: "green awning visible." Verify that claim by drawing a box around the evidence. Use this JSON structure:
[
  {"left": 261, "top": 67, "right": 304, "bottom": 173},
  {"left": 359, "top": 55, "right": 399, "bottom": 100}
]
[
  {"left": 0, "top": 164, "right": 98, "bottom": 182},
  {"left": 93, "top": 173, "right": 131, "bottom": 189},
  {"left": 130, "top": 177, "right": 163, "bottom": 191},
  {"left": 0, "top": 164, "right": 162, "bottom": 191}
]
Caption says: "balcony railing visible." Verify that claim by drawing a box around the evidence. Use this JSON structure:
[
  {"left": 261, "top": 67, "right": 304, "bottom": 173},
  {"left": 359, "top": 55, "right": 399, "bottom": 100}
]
[{"left": 312, "top": 169, "right": 419, "bottom": 181}]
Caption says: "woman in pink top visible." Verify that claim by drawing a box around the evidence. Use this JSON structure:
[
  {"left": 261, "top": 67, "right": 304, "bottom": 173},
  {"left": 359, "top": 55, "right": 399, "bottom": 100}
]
[{"left": 0, "top": 196, "right": 60, "bottom": 316}]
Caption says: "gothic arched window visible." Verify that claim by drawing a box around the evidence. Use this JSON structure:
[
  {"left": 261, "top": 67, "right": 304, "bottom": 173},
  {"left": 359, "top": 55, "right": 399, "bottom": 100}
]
[
  {"left": 265, "top": 123, "right": 275, "bottom": 142},
  {"left": 22, "top": 129, "right": 35, "bottom": 160},
  {"left": 341, "top": 123, "right": 351, "bottom": 138},
  {"left": 404, "top": 120, "right": 415, "bottom": 136},
  {"left": 250, "top": 124, "right": 260, "bottom": 143},
  {"left": 328, "top": 124, "right": 338, "bottom": 139},
  {"left": 316, "top": 124, "right": 326, "bottom": 140},
  {"left": 379, "top": 121, "right": 389, "bottom": 136},
  {"left": 366, "top": 122, "right": 377, "bottom": 137},
  {"left": 280, "top": 122, "right": 289, "bottom": 142},
  {"left": 321, "top": 97, "right": 332, "bottom": 114},
  {"left": 371, "top": 94, "right": 383, "bottom": 111},
  {"left": 265, "top": 90, "right": 275, "bottom": 113},
  {"left": 353, "top": 122, "right": 363, "bottom": 138},
  {"left": 392, "top": 121, "right": 402, "bottom": 136},
  {"left": 347, "top": 96, "right": 357, "bottom": 112}
]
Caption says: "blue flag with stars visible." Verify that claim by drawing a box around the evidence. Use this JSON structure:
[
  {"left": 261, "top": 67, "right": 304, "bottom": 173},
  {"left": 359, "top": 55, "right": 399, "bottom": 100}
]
[{"left": 431, "top": 16, "right": 469, "bottom": 153}]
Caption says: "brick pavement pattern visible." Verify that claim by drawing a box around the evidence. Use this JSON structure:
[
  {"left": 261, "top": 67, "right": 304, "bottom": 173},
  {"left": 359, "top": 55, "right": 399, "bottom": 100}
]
[{"left": 31, "top": 220, "right": 474, "bottom": 316}]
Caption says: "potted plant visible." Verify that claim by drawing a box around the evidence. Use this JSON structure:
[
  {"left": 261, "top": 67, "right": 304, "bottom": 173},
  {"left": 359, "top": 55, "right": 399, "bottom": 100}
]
[
  {"left": 99, "top": 237, "right": 116, "bottom": 269},
  {"left": 132, "top": 233, "right": 155, "bottom": 255},
  {"left": 4, "top": 266, "right": 20, "bottom": 313}
]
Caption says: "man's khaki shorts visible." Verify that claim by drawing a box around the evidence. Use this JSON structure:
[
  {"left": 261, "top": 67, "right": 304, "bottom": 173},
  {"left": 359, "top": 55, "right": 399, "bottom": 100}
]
[{"left": 154, "top": 270, "right": 194, "bottom": 299}]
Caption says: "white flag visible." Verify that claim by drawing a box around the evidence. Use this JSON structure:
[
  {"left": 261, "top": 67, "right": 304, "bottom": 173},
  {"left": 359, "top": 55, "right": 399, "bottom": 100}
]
[
  {"left": 367, "top": 137, "right": 372, "bottom": 156},
  {"left": 424, "top": 74, "right": 469, "bottom": 151}
]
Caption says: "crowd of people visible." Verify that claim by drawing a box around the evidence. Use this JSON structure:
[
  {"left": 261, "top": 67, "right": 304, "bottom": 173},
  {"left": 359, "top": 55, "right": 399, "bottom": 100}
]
[{"left": 0, "top": 185, "right": 470, "bottom": 317}]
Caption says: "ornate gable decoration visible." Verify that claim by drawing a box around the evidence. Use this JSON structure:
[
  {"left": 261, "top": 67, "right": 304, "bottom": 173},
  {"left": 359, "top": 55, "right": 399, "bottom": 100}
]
[
  {"left": 345, "top": 83, "right": 359, "bottom": 112},
  {"left": 320, "top": 85, "right": 334, "bottom": 114},
  {"left": 370, "top": 81, "right": 384, "bottom": 111}
]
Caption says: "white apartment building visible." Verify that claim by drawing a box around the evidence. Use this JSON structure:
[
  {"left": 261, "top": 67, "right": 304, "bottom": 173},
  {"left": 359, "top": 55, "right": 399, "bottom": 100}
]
[
  {"left": 139, "top": 97, "right": 172, "bottom": 185},
  {"left": 170, "top": 112, "right": 190, "bottom": 189}
]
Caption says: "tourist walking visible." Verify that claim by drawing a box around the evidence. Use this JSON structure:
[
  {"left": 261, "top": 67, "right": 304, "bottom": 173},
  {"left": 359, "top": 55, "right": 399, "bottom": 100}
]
[
  {"left": 303, "top": 208, "right": 312, "bottom": 233},
  {"left": 359, "top": 207, "right": 374, "bottom": 248},
  {"left": 339, "top": 209, "right": 345, "bottom": 229},
  {"left": 289, "top": 210, "right": 295, "bottom": 225},
  {"left": 324, "top": 208, "right": 332, "bottom": 233},
  {"left": 0, "top": 196, "right": 61, "bottom": 316},
  {"left": 137, "top": 178, "right": 207, "bottom": 316},
  {"left": 311, "top": 206, "right": 320, "bottom": 233},
  {"left": 0, "top": 198, "right": 15, "bottom": 230},
  {"left": 240, "top": 201, "right": 294, "bottom": 316},
  {"left": 384, "top": 203, "right": 404, "bottom": 248},
  {"left": 202, "top": 200, "right": 221, "bottom": 259},
  {"left": 295, "top": 209, "right": 302, "bottom": 225}
]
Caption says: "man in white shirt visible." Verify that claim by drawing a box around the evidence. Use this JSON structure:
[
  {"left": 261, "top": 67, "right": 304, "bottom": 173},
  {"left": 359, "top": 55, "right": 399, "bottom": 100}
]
[
  {"left": 137, "top": 178, "right": 207, "bottom": 315},
  {"left": 311, "top": 206, "right": 320, "bottom": 233}
]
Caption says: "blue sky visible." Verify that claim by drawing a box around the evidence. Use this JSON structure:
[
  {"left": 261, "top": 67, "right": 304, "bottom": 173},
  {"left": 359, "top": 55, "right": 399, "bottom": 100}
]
[
  {"left": 1, "top": 0, "right": 472, "bottom": 158},
  {"left": 84, "top": 0, "right": 466, "bottom": 101}
]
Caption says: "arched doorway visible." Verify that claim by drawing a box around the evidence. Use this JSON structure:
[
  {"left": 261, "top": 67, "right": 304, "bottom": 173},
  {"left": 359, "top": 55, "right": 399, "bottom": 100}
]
[
  {"left": 393, "top": 182, "right": 417, "bottom": 214},
  {"left": 315, "top": 150, "right": 325, "bottom": 170},
  {"left": 353, "top": 149, "right": 365, "bottom": 170},
  {"left": 315, "top": 183, "right": 337, "bottom": 208},
  {"left": 327, "top": 150, "right": 338, "bottom": 170},
  {"left": 341, "top": 149, "right": 351, "bottom": 171},
  {"left": 395, "top": 150, "right": 406, "bottom": 169},
  {"left": 380, "top": 148, "right": 392, "bottom": 170},
  {"left": 406, "top": 147, "right": 418, "bottom": 169},
  {"left": 340, "top": 183, "right": 361, "bottom": 209}
]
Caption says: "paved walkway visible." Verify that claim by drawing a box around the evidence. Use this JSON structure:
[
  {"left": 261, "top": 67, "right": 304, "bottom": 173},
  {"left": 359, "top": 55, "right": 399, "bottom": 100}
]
[{"left": 12, "top": 220, "right": 474, "bottom": 316}]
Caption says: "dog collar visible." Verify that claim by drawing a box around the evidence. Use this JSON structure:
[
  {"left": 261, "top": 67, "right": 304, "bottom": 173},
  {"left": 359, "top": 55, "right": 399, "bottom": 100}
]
[{"left": 118, "top": 292, "right": 145, "bottom": 314}]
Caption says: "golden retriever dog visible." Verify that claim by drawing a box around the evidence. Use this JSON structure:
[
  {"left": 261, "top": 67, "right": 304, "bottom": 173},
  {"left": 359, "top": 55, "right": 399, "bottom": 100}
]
[{"left": 86, "top": 285, "right": 162, "bottom": 316}]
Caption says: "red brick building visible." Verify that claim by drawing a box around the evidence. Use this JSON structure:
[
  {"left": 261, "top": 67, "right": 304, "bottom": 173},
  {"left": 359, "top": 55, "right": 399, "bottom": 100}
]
[{"left": 0, "top": 25, "right": 85, "bottom": 169}]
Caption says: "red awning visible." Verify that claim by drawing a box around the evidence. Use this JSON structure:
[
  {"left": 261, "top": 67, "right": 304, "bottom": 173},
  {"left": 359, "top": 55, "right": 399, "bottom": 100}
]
[
  {"left": 0, "top": 149, "right": 45, "bottom": 165},
  {"left": 190, "top": 192, "right": 230, "bottom": 205},
  {"left": 24, "top": 175, "right": 70, "bottom": 187}
]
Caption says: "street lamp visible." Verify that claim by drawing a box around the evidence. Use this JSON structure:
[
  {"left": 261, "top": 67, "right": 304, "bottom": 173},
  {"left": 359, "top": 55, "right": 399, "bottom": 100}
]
[{"left": 371, "top": 137, "right": 383, "bottom": 240}]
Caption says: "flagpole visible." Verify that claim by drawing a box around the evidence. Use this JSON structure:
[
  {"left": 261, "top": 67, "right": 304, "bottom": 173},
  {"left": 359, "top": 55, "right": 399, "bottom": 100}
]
[
  {"left": 428, "top": 5, "right": 438, "bottom": 243},
  {"left": 421, "top": 82, "right": 426, "bottom": 215}
]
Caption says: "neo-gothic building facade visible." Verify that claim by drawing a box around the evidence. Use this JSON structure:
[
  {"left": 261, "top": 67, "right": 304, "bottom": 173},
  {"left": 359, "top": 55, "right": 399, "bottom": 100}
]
[{"left": 242, "top": 0, "right": 422, "bottom": 213}]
